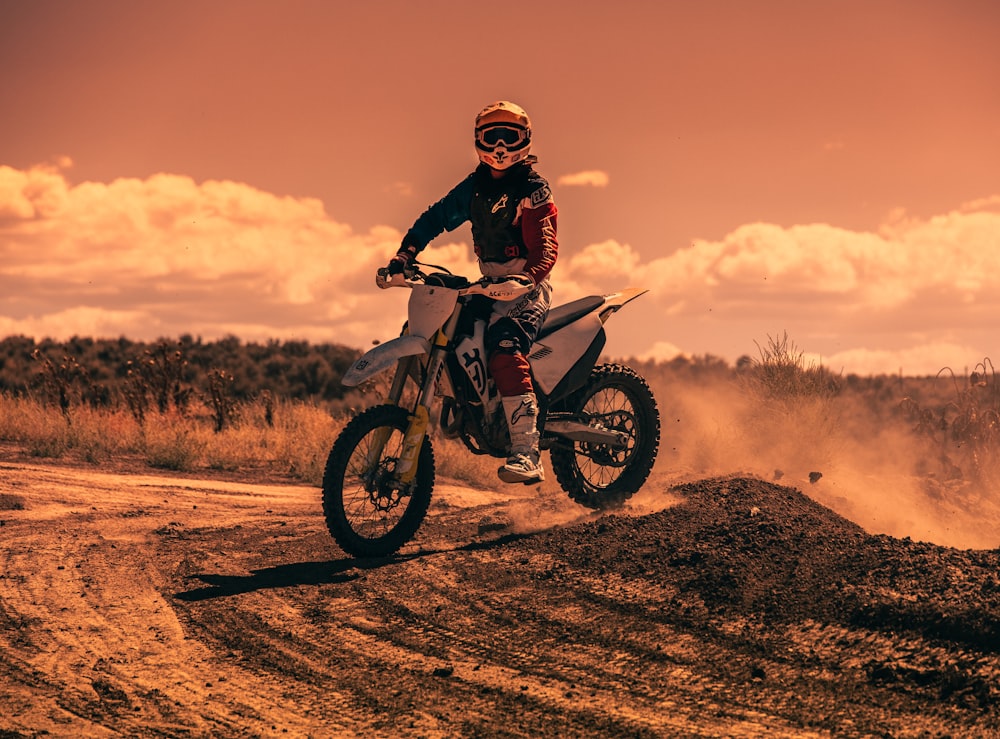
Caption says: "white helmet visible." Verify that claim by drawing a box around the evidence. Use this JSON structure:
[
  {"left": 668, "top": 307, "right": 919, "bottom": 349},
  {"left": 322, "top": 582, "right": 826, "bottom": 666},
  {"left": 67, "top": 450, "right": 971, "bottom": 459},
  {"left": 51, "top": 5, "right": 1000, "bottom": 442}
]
[{"left": 474, "top": 101, "right": 532, "bottom": 170}]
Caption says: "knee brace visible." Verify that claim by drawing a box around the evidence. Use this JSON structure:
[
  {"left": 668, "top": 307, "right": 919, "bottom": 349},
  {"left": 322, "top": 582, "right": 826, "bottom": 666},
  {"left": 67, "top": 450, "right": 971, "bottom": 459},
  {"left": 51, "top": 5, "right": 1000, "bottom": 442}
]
[{"left": 486, "top": 316, "right": 535, "bottom": 396}]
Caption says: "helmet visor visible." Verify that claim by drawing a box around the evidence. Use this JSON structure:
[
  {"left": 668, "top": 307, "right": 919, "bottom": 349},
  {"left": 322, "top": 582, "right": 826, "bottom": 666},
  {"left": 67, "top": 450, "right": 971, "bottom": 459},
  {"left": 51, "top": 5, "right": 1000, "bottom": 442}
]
[{"left": 475, "top": 124, "right": 529, "bottom": 150}]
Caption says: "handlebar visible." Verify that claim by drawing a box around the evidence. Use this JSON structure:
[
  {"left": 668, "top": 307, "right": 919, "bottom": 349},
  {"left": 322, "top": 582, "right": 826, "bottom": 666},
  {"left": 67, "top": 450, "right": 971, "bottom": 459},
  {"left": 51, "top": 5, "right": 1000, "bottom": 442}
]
[{"left": 375, "top": 267, "right": 533, "bottom": 301}]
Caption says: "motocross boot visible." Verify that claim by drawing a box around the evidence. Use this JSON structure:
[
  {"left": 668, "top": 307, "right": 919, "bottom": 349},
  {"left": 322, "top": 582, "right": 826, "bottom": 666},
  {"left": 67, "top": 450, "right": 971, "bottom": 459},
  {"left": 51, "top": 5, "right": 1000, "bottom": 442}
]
[{"left": 498, "top": 393, "right": 544, "bottom": 484}]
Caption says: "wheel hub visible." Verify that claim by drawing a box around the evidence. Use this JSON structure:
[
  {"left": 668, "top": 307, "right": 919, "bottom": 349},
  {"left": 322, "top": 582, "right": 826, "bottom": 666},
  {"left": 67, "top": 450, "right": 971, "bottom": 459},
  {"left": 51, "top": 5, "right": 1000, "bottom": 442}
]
[
  {"left": 365, "top": 460, "right": 407, "bottom": 512},
  {"left": 584, "top": 410, "right": 636, "bottom": 467}
]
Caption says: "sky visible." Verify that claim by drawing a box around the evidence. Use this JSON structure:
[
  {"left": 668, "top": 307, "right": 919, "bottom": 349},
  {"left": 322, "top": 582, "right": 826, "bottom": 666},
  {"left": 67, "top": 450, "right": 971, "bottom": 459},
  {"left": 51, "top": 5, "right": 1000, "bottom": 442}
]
[{"left": 1, "top": 0, "right": 999, "bottom": 376}]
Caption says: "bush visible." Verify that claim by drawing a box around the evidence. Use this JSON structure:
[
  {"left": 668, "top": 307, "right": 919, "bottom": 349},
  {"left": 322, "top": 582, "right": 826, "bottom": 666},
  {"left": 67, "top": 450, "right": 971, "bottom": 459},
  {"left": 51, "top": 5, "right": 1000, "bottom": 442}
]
[
  {"left": 901, "top": 358, "right": 1000, "bottom": 486},
  {"left": 740, "top": 331, "right": 840, "bottom": 404}
]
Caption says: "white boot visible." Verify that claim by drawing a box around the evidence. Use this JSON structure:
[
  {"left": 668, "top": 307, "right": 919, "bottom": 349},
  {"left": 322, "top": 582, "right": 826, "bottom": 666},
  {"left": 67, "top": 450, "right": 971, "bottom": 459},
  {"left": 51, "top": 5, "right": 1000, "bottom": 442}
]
[{"left": 498, "top": 393, "right": 544, "bottom": 484}]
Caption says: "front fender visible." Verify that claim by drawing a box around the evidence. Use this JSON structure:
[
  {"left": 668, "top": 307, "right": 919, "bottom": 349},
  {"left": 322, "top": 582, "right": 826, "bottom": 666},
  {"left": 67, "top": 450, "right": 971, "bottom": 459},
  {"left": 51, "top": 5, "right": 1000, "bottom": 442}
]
[{"left": 341, "top": 335, "right": 430, "bottom": 387}]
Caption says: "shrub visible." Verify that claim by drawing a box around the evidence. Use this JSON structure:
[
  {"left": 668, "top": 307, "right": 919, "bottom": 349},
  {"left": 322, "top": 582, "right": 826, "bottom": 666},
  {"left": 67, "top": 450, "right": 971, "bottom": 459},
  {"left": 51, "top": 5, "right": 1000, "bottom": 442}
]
[
  {"left": 740, "top": 331, "right": 840, "bottom": 404},
  {"left": 901, "top": 358, "right": 1000, "bottom": 486}
]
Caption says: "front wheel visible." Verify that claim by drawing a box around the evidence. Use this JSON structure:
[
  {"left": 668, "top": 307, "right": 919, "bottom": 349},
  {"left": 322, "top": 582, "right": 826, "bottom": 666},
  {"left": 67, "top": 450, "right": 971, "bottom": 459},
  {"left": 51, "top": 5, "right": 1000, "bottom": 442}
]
[
  {"left": 322, "top": 404, "right": 435, "bottom": 557},
  {"left": 549, "top": 364, "right": 660, "bottom": 510}
]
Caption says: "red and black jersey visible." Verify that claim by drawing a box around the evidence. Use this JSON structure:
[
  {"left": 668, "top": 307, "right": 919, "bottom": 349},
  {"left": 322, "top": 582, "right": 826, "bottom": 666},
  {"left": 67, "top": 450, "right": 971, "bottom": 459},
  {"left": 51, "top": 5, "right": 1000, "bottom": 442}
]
[{"left": 401, "top": 161, "right": 558, "bottom": 285}]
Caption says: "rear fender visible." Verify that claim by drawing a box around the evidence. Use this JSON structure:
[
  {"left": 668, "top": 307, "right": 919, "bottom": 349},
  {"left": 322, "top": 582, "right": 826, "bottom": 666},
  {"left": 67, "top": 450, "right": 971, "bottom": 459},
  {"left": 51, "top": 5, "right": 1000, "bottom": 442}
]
[
  {"left": 529, "top": 311, "right": 604, "bottom": 396},
  {"left": 598, "top": 287, "right": 648, "bottom": 323},
  {"left": 341, "top": 335, "right": 431, "bottom": 387}
]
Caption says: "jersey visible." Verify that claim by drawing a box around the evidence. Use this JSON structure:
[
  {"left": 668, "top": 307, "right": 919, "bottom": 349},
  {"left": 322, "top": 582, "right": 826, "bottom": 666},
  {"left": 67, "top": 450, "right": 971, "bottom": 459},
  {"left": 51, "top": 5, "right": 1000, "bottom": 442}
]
[{"left": 400, "top": 161, "right": 558, "bottom": 285}]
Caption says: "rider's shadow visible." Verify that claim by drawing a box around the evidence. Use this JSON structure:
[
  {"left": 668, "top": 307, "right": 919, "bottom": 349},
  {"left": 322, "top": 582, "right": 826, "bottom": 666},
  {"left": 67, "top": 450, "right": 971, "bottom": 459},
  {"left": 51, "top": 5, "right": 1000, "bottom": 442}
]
[
  {"left": 174, "top": 559, "right": 362, "bottom": 601},
  {"left": 173, "top": 532, "right": 534, "bottom": 602}
]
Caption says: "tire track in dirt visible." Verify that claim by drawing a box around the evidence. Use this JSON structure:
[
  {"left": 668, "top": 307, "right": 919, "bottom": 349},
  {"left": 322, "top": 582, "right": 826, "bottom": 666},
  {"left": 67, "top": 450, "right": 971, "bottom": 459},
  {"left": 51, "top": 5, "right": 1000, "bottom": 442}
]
[
  {"left": 363, "top": 549, "right": 811, "bottom": 737},
  {"left": 2, "top": 460, "right": 999, "bottom": 737},
  {"left": 0, "top": 463, "right": 367, "bottom": 736}
]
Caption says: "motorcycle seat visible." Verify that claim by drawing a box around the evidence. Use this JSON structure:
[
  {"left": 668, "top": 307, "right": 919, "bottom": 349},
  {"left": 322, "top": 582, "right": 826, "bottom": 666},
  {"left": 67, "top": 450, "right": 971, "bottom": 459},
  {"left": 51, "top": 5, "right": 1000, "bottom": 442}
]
[
  {"left": 426, "top": 273, "right": 470, "bottom": 289},
  {"left": 537, "top": 295, "right": 605, "bottom": 340}
]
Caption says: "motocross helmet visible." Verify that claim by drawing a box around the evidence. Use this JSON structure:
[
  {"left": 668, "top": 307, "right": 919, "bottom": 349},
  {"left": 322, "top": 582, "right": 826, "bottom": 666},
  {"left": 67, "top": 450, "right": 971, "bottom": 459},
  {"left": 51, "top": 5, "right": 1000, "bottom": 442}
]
[{"left": 474, "top": 101, "right": 532, "bottom": 170}]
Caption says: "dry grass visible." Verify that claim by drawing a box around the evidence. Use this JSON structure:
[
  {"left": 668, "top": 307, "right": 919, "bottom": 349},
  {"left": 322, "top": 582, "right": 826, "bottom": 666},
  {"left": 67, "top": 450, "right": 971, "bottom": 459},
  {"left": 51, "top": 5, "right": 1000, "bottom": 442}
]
[
  {"left": 431, "top": 434, "right": 506, "bottom": 491},
  {"left": 901, "top": 358, "right": 1000, "bottom": 487},
  {"left": 727, "top": 332, "right": 846, "bottom": 475},
  {"left": 0, "top": 393, "right": 504, "bottom": 490},
  {"left": 0, "top": 394, "right": 343, "bottom": 485},
  {"left": 741, "top": 331, "right": 840, "bottom": 405},
  {"left": 4, "top": 338, "right": 1000, "bottom": 510}
]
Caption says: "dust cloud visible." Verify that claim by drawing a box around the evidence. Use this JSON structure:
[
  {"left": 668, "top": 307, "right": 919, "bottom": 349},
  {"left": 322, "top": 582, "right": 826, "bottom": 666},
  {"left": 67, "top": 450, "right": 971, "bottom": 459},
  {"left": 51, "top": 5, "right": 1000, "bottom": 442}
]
[
  {"left": 465, "top": 371, "right": 998, "bottom": 550},
  {"left": 653, "top": 376, "right": 1000, "bottom": 550},
  {"left": 504, "top": 494, "right": 601, "bottom": 535}
]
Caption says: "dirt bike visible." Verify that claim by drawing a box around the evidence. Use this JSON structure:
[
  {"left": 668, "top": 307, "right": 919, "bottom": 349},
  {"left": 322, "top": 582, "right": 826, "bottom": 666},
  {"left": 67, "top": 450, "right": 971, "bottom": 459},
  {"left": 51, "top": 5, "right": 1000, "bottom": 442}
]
[{"left": 322, "top": 263, "right": 661, "bottom": 557}]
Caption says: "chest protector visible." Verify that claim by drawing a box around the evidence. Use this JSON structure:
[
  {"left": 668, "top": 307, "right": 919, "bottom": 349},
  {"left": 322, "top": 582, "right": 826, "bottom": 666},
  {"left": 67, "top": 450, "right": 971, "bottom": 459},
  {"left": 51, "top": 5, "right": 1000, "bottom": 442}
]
[{"left": 469, "top": 164, "right": 546, "bottom": 264}]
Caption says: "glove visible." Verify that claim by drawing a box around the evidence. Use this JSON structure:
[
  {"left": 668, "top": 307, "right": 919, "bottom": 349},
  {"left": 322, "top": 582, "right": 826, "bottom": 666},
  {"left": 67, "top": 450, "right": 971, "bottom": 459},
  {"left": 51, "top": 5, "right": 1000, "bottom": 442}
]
[{"left": 387, "top": 245, "right": 418, "bottom": 275}]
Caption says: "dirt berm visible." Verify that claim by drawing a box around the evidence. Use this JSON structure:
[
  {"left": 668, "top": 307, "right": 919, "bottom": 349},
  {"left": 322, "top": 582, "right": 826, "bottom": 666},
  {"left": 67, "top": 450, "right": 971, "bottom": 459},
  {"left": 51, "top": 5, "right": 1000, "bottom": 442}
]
[{"left": 1, "top": 459, "right": 998, "bottom": 737}]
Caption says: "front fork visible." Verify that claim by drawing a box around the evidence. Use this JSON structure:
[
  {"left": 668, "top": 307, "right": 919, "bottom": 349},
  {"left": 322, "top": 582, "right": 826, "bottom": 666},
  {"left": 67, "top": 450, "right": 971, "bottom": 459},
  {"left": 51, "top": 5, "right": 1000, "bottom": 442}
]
[{"left": 369, "top": 323, "right": 454, "bottom": 486}]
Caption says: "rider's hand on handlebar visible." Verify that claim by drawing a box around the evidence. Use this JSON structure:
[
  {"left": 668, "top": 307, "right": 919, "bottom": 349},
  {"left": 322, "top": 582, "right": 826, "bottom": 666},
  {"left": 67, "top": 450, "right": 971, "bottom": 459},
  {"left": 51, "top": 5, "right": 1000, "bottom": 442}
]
[{"left": 387, "top": 245, "right": 417, "bottom": 276}]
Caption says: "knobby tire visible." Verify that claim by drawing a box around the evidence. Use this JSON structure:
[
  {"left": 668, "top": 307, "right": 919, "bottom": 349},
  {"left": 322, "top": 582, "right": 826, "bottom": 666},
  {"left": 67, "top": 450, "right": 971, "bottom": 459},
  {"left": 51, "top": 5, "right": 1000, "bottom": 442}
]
[
  {"left": 550, "top": 364, "right": 660, "bottom": 510},
  {"left": 322, "top": 404, "right": 435, "bottom": 558}
]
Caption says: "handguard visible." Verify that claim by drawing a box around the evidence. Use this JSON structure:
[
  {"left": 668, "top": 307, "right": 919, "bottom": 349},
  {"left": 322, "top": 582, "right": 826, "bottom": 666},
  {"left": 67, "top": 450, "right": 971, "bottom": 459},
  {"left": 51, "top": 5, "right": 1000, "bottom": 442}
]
[
  {"left": 376, "top": 268, "right": 411, "bottom": 290},
  {"left": 470, "top": 275, "right": 534, "bottom": 301}
]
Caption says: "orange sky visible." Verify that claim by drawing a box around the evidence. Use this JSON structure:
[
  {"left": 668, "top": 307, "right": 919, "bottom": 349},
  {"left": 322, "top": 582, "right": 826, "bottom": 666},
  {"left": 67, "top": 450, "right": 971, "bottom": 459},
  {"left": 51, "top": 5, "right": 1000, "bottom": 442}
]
[{"left": 2, "top": 0, "right": 999, "bottom": 374}]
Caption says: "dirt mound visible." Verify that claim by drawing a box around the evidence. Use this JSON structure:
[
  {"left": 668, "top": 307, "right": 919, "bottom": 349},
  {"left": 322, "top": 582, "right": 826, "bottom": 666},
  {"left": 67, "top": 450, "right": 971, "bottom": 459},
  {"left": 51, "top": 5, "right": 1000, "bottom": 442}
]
[
  {"left": 528, "top": 477, "right": 1000, "bottom": 644},
  {"left": 514, "top": 477, "right": 1000, "bottom": 713}
]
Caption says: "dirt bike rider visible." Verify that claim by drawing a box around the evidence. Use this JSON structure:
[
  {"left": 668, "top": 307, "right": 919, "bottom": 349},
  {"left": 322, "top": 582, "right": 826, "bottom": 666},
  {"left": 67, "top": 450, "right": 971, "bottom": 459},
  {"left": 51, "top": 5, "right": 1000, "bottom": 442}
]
[{"left": 385, "top": 101, "right": 558, "bottom": 485}]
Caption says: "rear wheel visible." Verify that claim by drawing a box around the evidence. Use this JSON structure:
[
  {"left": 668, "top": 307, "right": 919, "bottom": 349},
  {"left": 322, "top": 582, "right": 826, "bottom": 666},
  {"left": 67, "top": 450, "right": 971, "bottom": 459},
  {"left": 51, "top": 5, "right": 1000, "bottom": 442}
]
[
  {"left": 550, "top": 364, "right": 660, "bottom": 509},
  {"left": 322, "top": 404, "right": 434, "bottom": 557}
]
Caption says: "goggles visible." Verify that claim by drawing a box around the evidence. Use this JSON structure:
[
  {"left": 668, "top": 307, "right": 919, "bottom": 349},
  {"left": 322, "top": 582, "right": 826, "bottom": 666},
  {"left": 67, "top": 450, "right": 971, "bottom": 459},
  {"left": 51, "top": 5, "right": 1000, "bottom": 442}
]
[{"left": 475, "top": 124, "right": 529, "bottom": 150}]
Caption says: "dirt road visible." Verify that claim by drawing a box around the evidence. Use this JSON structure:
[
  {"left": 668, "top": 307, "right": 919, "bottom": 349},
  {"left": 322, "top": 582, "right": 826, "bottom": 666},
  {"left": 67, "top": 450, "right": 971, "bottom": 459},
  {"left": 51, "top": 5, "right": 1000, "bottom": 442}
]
[{"left": 1, "top": 459, "right": 998, "bottom": 737}]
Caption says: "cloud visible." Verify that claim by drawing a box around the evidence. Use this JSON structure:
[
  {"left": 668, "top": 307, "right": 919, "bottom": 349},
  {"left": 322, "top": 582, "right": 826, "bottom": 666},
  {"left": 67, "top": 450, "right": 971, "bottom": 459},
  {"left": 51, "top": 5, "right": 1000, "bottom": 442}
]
[
  {"left": 383, "top": 181, "right": 414, "bottom": 197},
  {"left": 0, "top": 163, "right": 69, "bottom": 219},
  {"left": 558, "top": 198, "right": 1000, "bottom": 374},
  {"left": 564, "top": 203, "right": 1000, "bottom": 316},
  {"left": 816, "top": 342, "right": 988, "bottom": 377},
  {"left": 0, "top": 164, "right": 407, "bottom": 348},
  {"left": 636, "top": 341, "right": 686, "bottom": 363},
  {"left": 556, "top": 170, "right": 610, "bottom": 188},
  {"left": 957, "top": 195, "right": 1000, "bottom": 213},
  {"left": 562, "top": 240, "right": 641, "bottom": 287},
  {"left": 0, "top": 306, "right": 157, "bottom": 341},
  {"left": 2, "top": 163, "right": 997, "bottom": 376}
]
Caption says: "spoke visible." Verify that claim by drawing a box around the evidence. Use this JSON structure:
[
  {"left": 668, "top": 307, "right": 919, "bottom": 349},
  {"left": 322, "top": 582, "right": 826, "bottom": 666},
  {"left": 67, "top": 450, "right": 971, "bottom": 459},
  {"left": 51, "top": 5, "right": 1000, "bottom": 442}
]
[
  {"left": 342, "top": 426, "right": 407, "bottom": 540},
  {"left": 575, "top": 386, "right": 640, "bottom": 491}
]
